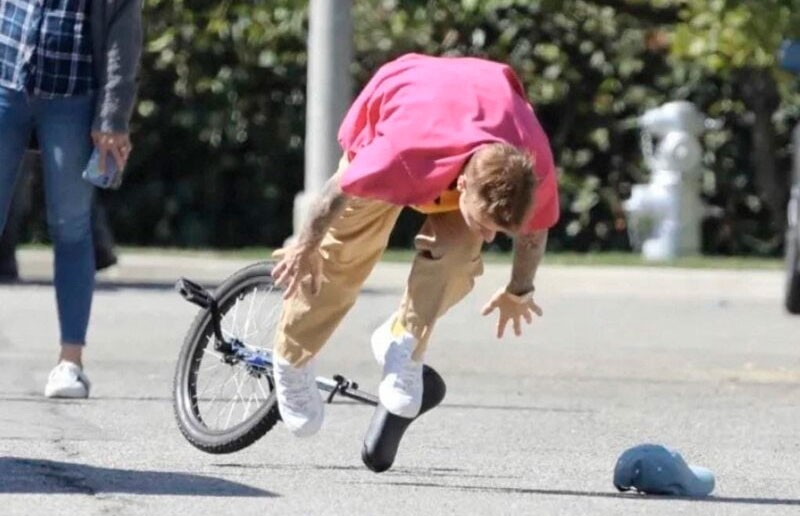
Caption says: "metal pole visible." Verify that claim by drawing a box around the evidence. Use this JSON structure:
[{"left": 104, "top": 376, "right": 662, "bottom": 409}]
[{"left": 292, "top": 0, "right": 353, "bottom": 240}]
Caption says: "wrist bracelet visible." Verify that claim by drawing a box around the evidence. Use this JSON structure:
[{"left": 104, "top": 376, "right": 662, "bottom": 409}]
[{"left": 504, "top": 288, "right": 534, "bottom": 303}]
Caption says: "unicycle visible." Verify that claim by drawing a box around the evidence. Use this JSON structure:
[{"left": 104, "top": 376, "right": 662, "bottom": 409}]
[{"left": 172, "top": 261, "right": 446, "bottom": 470}]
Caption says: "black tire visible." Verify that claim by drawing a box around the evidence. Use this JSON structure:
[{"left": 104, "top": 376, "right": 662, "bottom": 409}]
[
  {"left": 173, "top": 262, "right": 282, "bottom": 454},
  {"left": 786, "top": 217, "right": 800, "bottom": 314}
]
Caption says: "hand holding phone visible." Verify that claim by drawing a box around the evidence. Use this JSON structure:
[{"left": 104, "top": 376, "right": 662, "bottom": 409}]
[
  {"left": 83, "top": 132, "right": 131, "bottom": 189},
  {"left": 82, "top": 148, "right": 124, "bottom": 189}
]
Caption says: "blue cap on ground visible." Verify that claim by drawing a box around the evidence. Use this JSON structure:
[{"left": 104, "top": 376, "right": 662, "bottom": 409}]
[{"left": 613, "top": 444, "right": 715, "bottom": 497}]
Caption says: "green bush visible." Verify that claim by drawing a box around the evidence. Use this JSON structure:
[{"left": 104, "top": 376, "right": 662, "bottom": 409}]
[{"left": 106, "top": 0, "right": 800, "bottom": 255}]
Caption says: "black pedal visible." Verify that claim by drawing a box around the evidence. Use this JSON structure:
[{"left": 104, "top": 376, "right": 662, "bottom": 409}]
[
  {"left": 175, "top": 278, "right": 214, "bottom": 309},
  {"left": 361, "top": 365, "right": 446, "bottom": 473}
]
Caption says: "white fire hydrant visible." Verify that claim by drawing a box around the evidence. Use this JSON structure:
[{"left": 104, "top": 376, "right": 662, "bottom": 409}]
[{"left": 623, "top": 101, "right": 706, "bottom": 261}]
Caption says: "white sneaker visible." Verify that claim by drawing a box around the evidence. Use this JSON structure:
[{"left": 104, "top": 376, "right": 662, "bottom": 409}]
[
  {"left": 370, "top": 315, "right": 396, "bottom": 366},
  {"left": 44, "top": 361, "right": 91, "bottom": 399},
  {"left": 273, "top": 356, "right": 324, "bottom": 437},
  {"left": 371, "top": 317, "right": 423, "bottom": 418}
]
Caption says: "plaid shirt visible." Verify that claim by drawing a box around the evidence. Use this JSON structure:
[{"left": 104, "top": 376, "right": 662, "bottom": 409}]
[{"left": 0, "top": 0, "right": 94, "bottom": 97}]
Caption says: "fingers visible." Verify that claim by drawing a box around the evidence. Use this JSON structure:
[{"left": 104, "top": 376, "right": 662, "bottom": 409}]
[
  {"left": 530, "top": 301, "right": 544, "bottom": 317},
  {"left": 311, "top": 255, "right": 324, "bottom": 296},
  {"left": 481, "top": 300, "right": 495, "bottom": 316},
  {"left": 271, "top": 254, "right": 289, "bottom": 279},
  {"left": 276, "top": 256, "right": 301, "bottom": 299},
  {"left": 98, "top": 146, "right": 108, "bottom": 174},
  {"left": 283, "top": 274, "right": 300, "bottom": 299},
  {"left": 272, "top": 262, "right": 291, "bottom": 292},
  {"left": 522, "top": 309, "right": 533, "bottom": 325},
  {"left": 118, "top": 137, "right": 132, "bottom": 163},
  {"left": 513, "top": 315, "right": 522, "bottom": 336},
  {"left": 92, "top": 133, "right": 132, "bottom": 172},
  {"left": 282, "top": 270, "right": 320, "bottom": 299},
  {"left": 496, "top": 315, "right": 508, "bottom": 339},
  {"left": 271, "top": 250, "right": 325, "bottom": 299},
  {"left": 275, "top": 262, "right": 301, "bottom": 300},
  {"left": 498, "top": 308, "right": 536, "bottom": 339},
  {"left": 110, "top": 143, "right": 126, "bottom": 170},
  {"left": 310, "top": 268, "right": 323, "bottom": 296},
  {"left": 271, "top": 260, "right": 286, "bottom": 278}
]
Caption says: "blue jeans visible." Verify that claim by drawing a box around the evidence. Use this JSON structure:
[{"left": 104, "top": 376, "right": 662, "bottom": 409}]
[{"left": 0, "top": 86, "right": 95, "bottom": 345}]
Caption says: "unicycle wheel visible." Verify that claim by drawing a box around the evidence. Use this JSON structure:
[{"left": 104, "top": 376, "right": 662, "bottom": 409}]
[{"left": 173, "top": 262, "right": 282, "bottom": 453}]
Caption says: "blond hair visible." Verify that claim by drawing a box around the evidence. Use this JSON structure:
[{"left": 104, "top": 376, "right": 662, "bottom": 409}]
[{"left": 464, "top": 143, "right": 537, "bottom": 230}]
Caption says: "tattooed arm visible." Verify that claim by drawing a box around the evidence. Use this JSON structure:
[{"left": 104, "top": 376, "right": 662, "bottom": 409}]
[
  {"left": 507, "top": 229, "right": 548, "bottom": 295},
  {"left": 296, "top": 170, "right": 351, "bottom": 249},
  {"left": 272, "top": 170, "right": 351, "bottom": 298}
]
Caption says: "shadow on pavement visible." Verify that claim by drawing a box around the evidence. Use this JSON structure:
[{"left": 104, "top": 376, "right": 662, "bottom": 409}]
[
  {"left": 363, "top": 480, "right": 800, "bottom": 507},
  {"left": 0, "top": 457, "right": 277, "bottom": 497}
]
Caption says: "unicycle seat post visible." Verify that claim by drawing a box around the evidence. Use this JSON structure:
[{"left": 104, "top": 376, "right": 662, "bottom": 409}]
[{"left": 175, "top": 277, "right": 229, "bottom": 353}]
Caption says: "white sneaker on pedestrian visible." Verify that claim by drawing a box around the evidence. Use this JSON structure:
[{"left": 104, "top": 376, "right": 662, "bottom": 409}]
[
  {"left": 273, "top": 356, "right": 324, "bottom": 437},
  {"left": 44, "top": 361, "right": 91, "bottom": 399},
  {"left": 371, "top": 316, "right": 423, "bottom": 418}
]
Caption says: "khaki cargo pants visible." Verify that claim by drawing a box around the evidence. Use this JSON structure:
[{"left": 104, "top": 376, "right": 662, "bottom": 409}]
[{"left": 274, "top": 159, "right": 485, "bottom": 366}]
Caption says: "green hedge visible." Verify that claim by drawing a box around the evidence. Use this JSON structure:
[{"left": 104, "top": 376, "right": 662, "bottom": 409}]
[{"left": 106, "top": 0, "right": 799, "bottom": 255}]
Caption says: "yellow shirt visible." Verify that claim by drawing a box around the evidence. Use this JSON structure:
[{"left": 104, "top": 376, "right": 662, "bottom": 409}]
[{"left": 411, "top": 189, "right": 460, "bottom": 214}]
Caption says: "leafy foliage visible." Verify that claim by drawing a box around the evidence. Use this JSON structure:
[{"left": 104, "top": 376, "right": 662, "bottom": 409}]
[
  {"left": 102, "top": 0, "right": 800, "bottom": 255},
  {"left": 669, "top": 0, "right": 800, "bottom": 253},
  {"left": 671, "top": 0, "right": 800, "bottom": 71},
  {"left": 121, "top": 0, "right": 309, "bottom": 247}
]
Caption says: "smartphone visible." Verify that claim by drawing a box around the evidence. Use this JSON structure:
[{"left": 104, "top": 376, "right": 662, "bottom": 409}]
[{"left": 82, "top": 149, "right": 124, "bottom": 190}]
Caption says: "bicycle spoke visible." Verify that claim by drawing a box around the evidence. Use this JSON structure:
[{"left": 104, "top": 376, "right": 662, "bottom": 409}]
[
  {"left": 224, "top": 368, "right": 246, "bottom": 429},
  {"left": 206, "top": 366, "right": 240, "bottom": 416},
  {"left": 196, "top": 359, "right": 234, "bottom": 402},
  {"left": 256, "top": 375, "right": 271, "bottom": 400},
  {"left": 213, "top": 367, "right": 242, "bottom": 429},
  {"left": 241, "top": 391, "right": 256, "bottom": 422},
  {"left": 243, "top": 287, "right": 258, "bottom": 341}
]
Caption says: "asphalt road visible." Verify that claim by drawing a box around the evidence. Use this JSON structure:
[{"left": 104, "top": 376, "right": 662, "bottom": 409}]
[{"left": 1, "top": 250, "right": 799, "bottom": 515}]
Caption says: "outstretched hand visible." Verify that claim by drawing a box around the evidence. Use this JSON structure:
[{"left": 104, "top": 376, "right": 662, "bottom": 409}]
[
  {"left": 271, "top": 244, "right": 324, "bottom": 299},
  {"left": 481, "top": 288, "right": 543, "bottom": 338}
]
